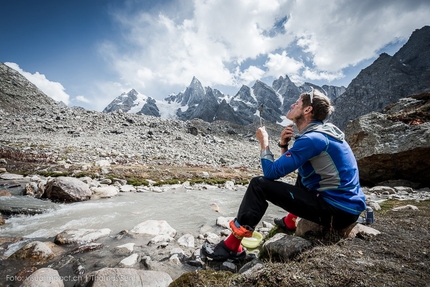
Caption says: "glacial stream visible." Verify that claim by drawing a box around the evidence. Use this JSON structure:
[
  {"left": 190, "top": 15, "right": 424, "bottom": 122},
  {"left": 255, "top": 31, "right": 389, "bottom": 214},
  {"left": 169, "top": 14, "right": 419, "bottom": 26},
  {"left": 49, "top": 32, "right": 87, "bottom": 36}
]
[
  {"left": 1, "top": 185, "right": 286, "bottom": 239},
  {"left": 0, "top": 180, "right": 287, "bottom": 285}
]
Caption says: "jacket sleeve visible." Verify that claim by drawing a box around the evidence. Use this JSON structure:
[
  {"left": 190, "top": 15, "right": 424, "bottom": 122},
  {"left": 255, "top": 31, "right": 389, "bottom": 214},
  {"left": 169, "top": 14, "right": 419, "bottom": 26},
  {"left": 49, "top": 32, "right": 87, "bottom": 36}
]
[{"left": 261, "top": 135, "right": 321, "bottom": 180}]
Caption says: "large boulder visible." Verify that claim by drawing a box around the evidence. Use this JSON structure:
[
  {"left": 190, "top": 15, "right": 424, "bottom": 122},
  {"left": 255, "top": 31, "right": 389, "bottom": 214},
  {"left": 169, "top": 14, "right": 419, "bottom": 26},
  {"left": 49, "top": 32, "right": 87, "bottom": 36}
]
[
  {"left": 9, "top": 241, "right": 54, "bottom": 265},
  {"left": 345, "top": 92, "right": 430, "bottom": 187},
  {"left": 20, "top": 268, "right": 64, "bottom": 287},
  {"left": 43, "top": 177, "right": 92, "bottom": 202}
]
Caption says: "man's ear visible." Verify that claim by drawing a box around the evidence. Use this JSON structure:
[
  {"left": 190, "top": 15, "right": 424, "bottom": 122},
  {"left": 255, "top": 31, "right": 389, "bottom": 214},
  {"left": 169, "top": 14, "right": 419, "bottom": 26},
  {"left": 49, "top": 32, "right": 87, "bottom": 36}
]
[{"left": 305, "top": 106, "right": 313, "bottom": 114}]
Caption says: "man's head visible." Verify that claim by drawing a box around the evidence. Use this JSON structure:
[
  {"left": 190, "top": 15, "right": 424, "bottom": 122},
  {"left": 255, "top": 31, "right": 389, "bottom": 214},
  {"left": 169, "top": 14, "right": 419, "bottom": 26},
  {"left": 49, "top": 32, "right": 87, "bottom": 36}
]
[
  {"left": 300, "top": 87, "right": 334, "bottom": 122},
  {"left": 286, "top": 88, "right": 334, "bottom": 129}
]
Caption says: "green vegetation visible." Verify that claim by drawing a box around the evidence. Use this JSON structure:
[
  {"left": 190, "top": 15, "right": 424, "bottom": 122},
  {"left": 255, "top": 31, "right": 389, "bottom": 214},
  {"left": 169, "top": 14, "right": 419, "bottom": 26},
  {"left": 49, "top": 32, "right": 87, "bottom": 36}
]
[
  {"left": 74, "top": 172, "right": 98, "bottom": 179},
  {"left": 127, "top": 177, "right": 150, "bottom": 186},
  {"left": 37, "top": 171, "right": 69, "bottom": 177}
]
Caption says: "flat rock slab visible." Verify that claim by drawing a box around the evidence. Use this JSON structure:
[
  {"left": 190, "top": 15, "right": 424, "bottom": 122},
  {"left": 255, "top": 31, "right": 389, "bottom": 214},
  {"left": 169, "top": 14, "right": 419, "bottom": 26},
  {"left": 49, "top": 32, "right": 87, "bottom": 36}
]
[
  {"left": 0, "top": 173, "right": 24, "bottom": 180},
  {"left": 0, "top": 195, "right": 58, "bottom": 216},
  {"left": 54, "top": 228, "right": 111, "bottom": 245},
  {"left": 262, "top": 233, "right": 312, "bottom": 259}
]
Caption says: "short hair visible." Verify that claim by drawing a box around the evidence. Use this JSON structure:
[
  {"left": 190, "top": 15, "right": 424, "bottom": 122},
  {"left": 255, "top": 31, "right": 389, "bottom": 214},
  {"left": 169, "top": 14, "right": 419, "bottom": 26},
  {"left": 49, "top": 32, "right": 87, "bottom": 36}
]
[{"left": 301, "top": 88, "right": 334, "bottom": 121}]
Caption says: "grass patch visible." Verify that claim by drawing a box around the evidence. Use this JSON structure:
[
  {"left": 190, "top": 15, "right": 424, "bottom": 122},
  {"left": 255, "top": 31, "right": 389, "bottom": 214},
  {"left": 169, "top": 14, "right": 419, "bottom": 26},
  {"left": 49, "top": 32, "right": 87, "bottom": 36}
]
[
  {"left": 127, "top": 177, "right": 149, "bottom": 186},
  {"left": 74, "top": 172, "right": 98, "bottom": 179},
  {"left": 37, "top": 171, "right": 70, "bottom": 177}
]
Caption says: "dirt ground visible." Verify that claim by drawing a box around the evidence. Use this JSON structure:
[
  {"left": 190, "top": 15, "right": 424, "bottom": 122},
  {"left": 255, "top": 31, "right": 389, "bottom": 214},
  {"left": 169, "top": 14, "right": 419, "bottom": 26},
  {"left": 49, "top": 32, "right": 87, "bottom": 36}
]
[{"left": 171, "top": 199, "right": 430, "bottom": 287}]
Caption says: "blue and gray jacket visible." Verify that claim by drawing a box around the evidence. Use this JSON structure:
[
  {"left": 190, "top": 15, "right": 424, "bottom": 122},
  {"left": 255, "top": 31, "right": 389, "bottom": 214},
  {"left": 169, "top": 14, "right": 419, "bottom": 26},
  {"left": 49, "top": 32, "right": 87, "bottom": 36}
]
[{"left": 261, "top": 121, "right": 366, "bottom": 215}]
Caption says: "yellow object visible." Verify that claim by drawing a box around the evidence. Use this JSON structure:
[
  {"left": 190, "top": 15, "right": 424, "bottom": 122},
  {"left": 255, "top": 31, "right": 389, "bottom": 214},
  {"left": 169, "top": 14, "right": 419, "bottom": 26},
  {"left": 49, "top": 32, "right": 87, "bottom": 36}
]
[{"left": 241, "top": 231, "right": 263, "bottom": 249}]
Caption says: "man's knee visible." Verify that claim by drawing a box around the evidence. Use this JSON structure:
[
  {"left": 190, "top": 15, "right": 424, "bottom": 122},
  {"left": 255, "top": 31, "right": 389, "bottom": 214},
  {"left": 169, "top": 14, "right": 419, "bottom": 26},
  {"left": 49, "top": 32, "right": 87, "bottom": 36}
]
[{"left": 250, "top": 176, "right": 268, "bottom": 186}]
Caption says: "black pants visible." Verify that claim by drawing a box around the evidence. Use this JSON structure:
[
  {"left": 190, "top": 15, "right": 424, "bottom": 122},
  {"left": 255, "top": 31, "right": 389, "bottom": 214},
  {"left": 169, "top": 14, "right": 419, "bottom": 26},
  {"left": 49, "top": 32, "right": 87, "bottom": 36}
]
[{"left": 237, "top": 176, "right": 359, "bottom": 230}]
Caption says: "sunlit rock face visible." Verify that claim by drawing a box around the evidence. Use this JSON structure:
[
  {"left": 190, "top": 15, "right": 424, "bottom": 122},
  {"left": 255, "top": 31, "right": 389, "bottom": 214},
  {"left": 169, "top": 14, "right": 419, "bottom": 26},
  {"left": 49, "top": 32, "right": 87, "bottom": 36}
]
[{"left": 346, "top": 92, "right": 430, "bottom": 187}]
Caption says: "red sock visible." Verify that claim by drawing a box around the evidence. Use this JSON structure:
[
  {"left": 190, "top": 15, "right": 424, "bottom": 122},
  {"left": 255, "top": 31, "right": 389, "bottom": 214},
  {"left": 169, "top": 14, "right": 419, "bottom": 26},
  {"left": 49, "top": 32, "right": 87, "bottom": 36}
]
[
  {"left": 284, "top": 213, "right": 298, "bottom": 230},
  {"left": 223, "top": 233, "right": 243, "bottom": 252}
]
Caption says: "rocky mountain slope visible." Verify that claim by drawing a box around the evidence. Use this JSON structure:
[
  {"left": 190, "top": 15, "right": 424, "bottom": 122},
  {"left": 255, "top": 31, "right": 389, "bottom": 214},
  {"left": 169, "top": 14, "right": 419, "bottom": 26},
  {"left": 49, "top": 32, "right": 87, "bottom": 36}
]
[
  {"left": 331, "top": 25, "right": 430, "bottom": 129},
  {"left": 1, "top": 61, "right": 287, "bottom": 182},
  {"left": 0, "top": 62, "right": 58, "bottom": 113}
]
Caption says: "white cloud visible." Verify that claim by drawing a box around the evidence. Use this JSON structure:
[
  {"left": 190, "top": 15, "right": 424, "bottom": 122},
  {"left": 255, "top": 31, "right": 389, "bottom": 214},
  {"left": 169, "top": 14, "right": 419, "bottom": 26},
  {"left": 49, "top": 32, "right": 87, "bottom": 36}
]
[
  {"left": 264, "top": 51, "right": 304, "bottom": 78},
  {"left": 75, "top": 95, "right": 90, "bottom": 103},
  {"left": 5, "top": 62, "right": 70, "bottom": 105},
  {"left": 236, "top": 66, "right": 266, "bottom": 85},
  {"left": 302, "top": 68, "right": 344, "bottom": 82},
  {"left": 98, "top": 0, "right": 430, "bottom": 101},
  {"left": 285, "top": 0, "right": 430, "bottom": 71}
]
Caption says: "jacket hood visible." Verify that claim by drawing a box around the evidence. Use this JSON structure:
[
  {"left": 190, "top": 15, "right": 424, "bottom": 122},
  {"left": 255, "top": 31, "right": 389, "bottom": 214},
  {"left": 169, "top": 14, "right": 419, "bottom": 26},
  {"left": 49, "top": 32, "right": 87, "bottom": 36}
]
[{"left": 295, "top": 121, "right": 345, "bottom": 142}]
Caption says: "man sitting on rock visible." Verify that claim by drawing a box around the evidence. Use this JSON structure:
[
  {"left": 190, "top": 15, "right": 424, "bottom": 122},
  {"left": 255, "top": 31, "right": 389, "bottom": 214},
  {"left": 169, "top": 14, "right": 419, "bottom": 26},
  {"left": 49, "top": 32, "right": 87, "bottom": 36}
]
[{"left": 202, "top": 88, "right": 366, "bottom": 261}]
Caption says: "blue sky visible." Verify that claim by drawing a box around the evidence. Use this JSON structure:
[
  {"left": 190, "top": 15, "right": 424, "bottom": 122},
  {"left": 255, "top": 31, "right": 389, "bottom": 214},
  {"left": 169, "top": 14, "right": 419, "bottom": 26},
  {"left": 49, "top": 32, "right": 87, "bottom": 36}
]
[{"left": 1, "top": 0, "right": 429, "bottom": 111}]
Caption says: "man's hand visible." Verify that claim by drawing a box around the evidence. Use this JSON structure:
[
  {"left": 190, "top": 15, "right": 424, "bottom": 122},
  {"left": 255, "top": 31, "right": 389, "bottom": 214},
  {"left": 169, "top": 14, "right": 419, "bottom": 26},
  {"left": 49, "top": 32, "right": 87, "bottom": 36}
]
[
  {"left": 280, "top": 124, "right": 294, "bottom": 146},
  {"left": 256, "top": 126, "right": 269, "bottom": 151}
]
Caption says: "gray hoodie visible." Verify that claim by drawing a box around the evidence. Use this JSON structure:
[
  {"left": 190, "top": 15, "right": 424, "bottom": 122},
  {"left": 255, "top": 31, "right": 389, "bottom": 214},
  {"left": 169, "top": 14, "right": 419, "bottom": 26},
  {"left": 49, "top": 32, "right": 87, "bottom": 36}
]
[{"left": 294, "top": 121, "right": 345, "bottom": 142}]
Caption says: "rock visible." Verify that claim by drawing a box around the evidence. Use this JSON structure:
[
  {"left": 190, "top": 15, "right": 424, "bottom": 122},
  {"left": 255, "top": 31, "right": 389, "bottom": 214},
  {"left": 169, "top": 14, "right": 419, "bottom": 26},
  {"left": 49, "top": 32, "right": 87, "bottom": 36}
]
[
  {"left": 0, "top": 190, "right": 11, "bottom": 196},
  {"left": 25, "top": 180, "right": 46, "bottom": 198},
  {"left": 99, "top": 178, "right": 112, "bottom": 184},
  {"left": 221, "top": 261, "right": 237, "bottom": 272},
  {"left": 114, "top": 243, "right": 135, "bottom": 255},
  {"left": 118, "top": 253, "right": 140, "bottom": 267},
  {"left": 224, "top": 181, "right": 235, "bottom": 190},
  {"left": 79, "top": 176, "right": 93, "bottom": 184},
  {"left": 216, "top": 216, "right": 234, "bottom": 229},
  {"left": 0, "top": 215, "right": 5, "bottom": 225},
  {"left": 10, "top": 241, "right": 54, "bottom": 265},
  {"left": 394, "top": 186, "right": 414, "bottom": 193},
  {"left": 44, "top": 177, "right": 92, "bottom": 202},
  {"left": 91, "top": 186, "right": 119, "bottom": 199},
  {"left": 54, "top": 228, "right": 111, "bottom": 245},
  {"left": 95, "top": 160, "right": 110, "bottom": 167},
  {"left": 239, "top": 258, "right": 265, "bottom": 275},
  {"left": 75, "top": 268, "right": 173, "bottom": 287},
  {"left": 177, "top": 234, "right": 195, "bottom": 248},
  {"left": 210, "top": 203, "right": 220, "bottom": 212},
  {"left": 295, "top": 218, "right": 324, "bottom": 237},
  {"left": 130, "top": 220, "right": 176, "bottom": 237},
  {"left": 262, "top": 233, "right": 312, "bottom": 260},
  {"left": 341, "top": 223, "right": 381, "bottom": 238},
  {"left": 369, "top": 186, "right": 396, "bottom": 195},
  {"left": 169, "top": 254, "right": 181, "bottom": 265},
  {"left": 12, "top": 267, "right": 38, "bottom": 284},
  {"left": 70, "top": 243, "right": 104, "bottom": 254},
  {"left": 392, "top": 204, "right": 419, "bottom": 211},
  {"left": 0, "top": 173, "right": 24, "bottom": 180},
  {"left": 345, "top": 92, "right": 430, "bottom": 187},
  {"left": 262, "top": 221, "right": 274, "bottom": 229},
  {"left": 204, "top": 232, "right": 220, "bottom": 244},
  {"left": 120, "top": 185, "right": 136, "bottom": 192},
  {"left": 20, "top": 268, "right": 64, "bottom": 287},
  {"left": 0, "top": 194, "right": 58, "bottom": 216},
  {"left": 147, "top": 234, "right": 175, "bottom": 246}
]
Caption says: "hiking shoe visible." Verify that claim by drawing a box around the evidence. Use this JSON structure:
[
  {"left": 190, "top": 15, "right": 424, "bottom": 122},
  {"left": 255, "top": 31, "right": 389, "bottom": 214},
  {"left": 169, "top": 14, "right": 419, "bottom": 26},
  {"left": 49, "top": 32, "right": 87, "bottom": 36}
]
[
  {"left": 274, "top": 217, "right": 288, "bottom": 229},
  {"left": 274, "top": 216, "right": 296, "bottom": 231},
  {"left": 201, "top": 241, "right": 246, "bottom": 262}
]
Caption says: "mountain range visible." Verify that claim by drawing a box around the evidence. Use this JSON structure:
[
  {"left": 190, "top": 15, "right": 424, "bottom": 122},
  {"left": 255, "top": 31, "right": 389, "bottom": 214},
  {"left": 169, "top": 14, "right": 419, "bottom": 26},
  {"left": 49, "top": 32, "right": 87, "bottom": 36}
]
[
  {"left": 103, "top": 76, "right": 345, "bottom": 127},
  {"left": 103, "top": 25, "right": 430, "bottom": 130}
]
